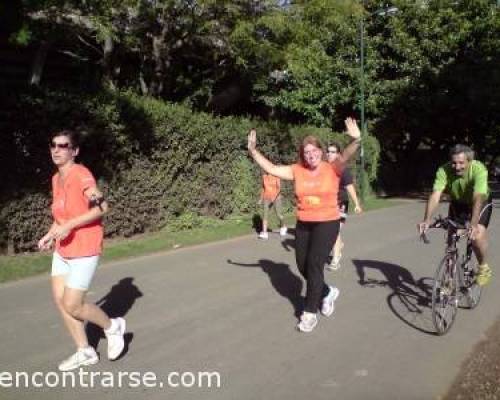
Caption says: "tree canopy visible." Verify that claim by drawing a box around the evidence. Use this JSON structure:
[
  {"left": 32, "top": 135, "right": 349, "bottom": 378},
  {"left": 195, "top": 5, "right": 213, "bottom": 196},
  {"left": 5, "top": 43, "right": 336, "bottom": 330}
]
[{"left": 4, "top": 0, "right": 500, "bottom": 184}]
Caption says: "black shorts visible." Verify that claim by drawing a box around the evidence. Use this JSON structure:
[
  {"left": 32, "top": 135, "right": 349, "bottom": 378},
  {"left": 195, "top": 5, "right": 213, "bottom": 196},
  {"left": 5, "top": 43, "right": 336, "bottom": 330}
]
[
  {"left": 448, "top": 195, "right": 493, "bottom": 228},
  {"left": 339, "top": 201, "right": 349, "bottom": 223}
]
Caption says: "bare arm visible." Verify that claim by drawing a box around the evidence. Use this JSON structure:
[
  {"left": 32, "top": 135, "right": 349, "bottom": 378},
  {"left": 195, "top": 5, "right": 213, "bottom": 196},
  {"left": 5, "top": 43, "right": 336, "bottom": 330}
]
[
  {"left": 248, "top": 129, "right": 294, "bottom": 181},
  {"left": 51, "top": 187, "right": 109, "bottom": 241},
  {"left": 335, "top": 118, "right": 361, "bottom": 169},
  {"left": 38, "top": 221, "right": 58, "bottom": 250},
  {"left": 418, "top": 190, "right": 442, "bottom": 234},
  {"left": 346, "top": 184, "right": 362, "bottom": 213}
]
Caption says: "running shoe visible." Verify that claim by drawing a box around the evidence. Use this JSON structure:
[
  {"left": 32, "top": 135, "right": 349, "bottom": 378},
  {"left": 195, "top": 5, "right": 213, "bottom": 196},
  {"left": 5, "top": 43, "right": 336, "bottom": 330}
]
[
  {"left": 105, "top": 317, "right": 126, "bottom": 360},
  {"left": 476, "top": 263, "right": 492, "bottom": 286},
  {"left": 326, "top": 253, "right": 342, "bottom": 271},
  {"left": 321, "top": 286, "right": 340, "bottom": 317},
  {"left": 279, "top": 226, "right": 288, "bottom": 237},
  {"left": 58, "top": 347, "right": 99, "bottom": 371},
  {"left": 258, "top": 232, "right": 269, "bottom": 240},
  {"left": 297, "top": 312, "right": 318, "bottom": 333}
]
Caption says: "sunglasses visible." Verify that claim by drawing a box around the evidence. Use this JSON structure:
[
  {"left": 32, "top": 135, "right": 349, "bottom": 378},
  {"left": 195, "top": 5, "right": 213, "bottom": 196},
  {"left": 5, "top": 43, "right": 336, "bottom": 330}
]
[
  {"left": 49, "top": 142, "right": 72, "bottom": 150},
  {"left": 327, "top": 150, "right": 338, "bottom": 154}
]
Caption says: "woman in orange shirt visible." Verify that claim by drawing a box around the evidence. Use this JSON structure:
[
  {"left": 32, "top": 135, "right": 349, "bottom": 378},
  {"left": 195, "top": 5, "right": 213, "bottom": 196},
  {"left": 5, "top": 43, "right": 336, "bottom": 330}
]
[
  {"left": 248, "top": 118, "right": 361, "bottom": 332},
  {"left": 258, "top": 172, "right": 287, "bottom": 240},
  {"left": 38, "top": 130, "right": 126, "bottom": 371}
]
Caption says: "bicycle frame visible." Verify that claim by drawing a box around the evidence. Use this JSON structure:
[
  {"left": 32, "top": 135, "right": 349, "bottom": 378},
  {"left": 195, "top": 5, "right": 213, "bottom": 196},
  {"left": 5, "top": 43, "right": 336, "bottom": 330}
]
[
  {"left": 445, "top": 227, "right": 470, "bottom": 292},
  {"left": 424, "top": 216, "right": 481, "bottom": 335}
]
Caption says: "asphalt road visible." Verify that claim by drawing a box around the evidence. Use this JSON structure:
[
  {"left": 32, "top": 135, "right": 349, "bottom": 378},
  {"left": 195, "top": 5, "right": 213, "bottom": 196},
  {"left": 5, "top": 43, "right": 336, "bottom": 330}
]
[{"left": 0, "top": 198, "right": 499, "bottom": 400}]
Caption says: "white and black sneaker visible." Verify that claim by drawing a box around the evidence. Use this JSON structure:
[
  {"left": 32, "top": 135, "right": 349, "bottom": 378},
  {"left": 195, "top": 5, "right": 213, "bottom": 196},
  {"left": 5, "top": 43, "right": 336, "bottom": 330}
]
[
  {"left": 58, "top": 347, "right": 99, "bottom": 371},
  {"left": 326, "top": 254, "right": 342, "bottom": 271},
  {"left": 297, "top": 312, "right": 318, "bottom": 333},
  {"left": 258, "top": 232, "right": 269, "bottom": 240},
  {"left": 321, "top": 286, "right": 340, "bottom": 317},
  {"left": 105, "top": 317, "right": 126, "bottom": 360}
]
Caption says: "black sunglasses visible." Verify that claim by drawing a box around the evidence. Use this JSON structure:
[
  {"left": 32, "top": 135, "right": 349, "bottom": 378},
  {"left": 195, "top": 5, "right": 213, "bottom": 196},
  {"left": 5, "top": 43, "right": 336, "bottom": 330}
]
[
  {"left": 50, "top": 141, "right": 72, "bottom": 150},
  {"left": 327, "top": 150, "right": 338, "bottom": 154}
]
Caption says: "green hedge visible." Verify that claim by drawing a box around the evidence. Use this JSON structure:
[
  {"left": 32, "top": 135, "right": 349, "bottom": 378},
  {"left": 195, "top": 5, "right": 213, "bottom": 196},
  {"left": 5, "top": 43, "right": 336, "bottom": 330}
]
[{"left": 0, "top": 88, "right": 380, "bottom": 254}]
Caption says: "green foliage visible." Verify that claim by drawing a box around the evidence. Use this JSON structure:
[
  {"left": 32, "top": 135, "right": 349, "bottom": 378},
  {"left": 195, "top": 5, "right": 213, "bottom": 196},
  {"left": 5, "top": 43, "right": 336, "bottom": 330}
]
[
  {"left": 2, "top": 193, "right": 52, "bottom": 253},
  {"left": 10, "top": 23, "right": 32, "bottom": 45},
  {"left": 167, "top": 212, "right": 224, "bottom": 232},
  {"left": 1, "top": 87, "right": 380, "bottom": 254},
  {"left": 228, "top": 156, "right": 260, "bottom": 215}
]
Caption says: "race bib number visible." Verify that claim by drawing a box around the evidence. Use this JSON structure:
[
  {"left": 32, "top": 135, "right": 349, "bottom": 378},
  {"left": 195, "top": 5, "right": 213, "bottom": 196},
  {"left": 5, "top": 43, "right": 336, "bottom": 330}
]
[{"left": 304, "top": 196, "right": 321, "bottom": 206}]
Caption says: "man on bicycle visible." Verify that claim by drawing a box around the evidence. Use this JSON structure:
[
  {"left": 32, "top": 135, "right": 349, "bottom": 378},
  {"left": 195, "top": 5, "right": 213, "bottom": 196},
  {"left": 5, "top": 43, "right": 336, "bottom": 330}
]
[{"left": 418, "top": 144, "right": 493, "bottom": 286}]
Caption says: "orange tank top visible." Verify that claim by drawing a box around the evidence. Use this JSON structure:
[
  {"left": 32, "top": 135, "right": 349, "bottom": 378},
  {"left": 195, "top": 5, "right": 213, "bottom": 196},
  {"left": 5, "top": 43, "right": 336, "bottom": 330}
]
[
  {"left": 51, "top": 164, "right": 103, "bottom": 258},
  {"left": 262, "top": 174, "right": 281, "bottom": 201},
  {"left": 292, "top": 161, "right": 341, "bottom": 222}
]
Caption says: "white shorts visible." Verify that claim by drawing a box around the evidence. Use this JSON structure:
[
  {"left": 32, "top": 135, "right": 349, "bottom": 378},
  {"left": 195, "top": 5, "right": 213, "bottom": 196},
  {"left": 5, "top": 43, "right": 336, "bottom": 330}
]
[{"left": 51, "top": 252, "right": 99, "bottom": 290}]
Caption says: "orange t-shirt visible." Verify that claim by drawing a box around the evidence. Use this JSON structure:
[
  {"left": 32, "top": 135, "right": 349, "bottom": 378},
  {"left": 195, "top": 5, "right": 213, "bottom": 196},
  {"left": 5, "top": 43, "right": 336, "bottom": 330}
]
[
  {"left": 291, "top": 161, "right": 341, "bottom": 222},
  {"left": 261, "top": 174, "right": 281, "bottom": 201},
  {"left": 51, "top": 164, "right": 103, "bottom": 258}
]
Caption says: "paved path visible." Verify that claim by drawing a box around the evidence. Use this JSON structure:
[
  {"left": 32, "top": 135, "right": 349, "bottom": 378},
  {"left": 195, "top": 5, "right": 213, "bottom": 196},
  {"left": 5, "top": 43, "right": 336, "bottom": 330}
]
[{"left": 1, "top": 200, "right": 499, "bottom": 400}]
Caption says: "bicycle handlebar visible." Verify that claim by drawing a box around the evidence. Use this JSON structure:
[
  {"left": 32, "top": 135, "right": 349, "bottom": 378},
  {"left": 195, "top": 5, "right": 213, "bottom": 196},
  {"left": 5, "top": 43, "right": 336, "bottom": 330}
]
[{"left": 420, "top": 215, "right": 469, "bottom": 244}]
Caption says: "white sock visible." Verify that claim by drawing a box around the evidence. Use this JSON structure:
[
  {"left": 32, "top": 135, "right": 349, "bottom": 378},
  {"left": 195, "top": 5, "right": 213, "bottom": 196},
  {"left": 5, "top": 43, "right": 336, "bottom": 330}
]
[{"left": 105, "top": 319, "right": 117, "bottom": 335}]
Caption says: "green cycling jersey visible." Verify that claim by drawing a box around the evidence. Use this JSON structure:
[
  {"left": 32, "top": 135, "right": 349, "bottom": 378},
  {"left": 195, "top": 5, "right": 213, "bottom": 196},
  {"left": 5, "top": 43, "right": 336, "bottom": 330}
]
[{"left": 433, "top": 160, "right": 490, "bottom": 204}]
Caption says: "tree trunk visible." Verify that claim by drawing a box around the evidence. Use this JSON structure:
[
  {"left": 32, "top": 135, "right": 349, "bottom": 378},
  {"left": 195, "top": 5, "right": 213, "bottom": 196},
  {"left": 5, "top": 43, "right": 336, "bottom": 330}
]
[
  {"left": 102, "top": 35, "right": 116, "bottom": 89},
  {"left": 29, "top": 41, "right": 50, "bottom": 86},
  {"left": 139, "top": 70, "right": 149, "bottom": 95}
]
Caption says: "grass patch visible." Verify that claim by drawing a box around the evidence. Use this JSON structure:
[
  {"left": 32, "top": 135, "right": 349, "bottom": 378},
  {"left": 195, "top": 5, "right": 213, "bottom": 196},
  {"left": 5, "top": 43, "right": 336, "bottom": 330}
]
[{"left": 0, "top": 197, "right": 401, "bottom": 284}]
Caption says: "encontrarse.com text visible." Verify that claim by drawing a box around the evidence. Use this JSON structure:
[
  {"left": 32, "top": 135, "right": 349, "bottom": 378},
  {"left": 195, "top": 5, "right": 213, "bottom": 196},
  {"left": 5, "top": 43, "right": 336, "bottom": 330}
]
[{"left": 0, "top": 370, "right": 221, "bottom": 389}]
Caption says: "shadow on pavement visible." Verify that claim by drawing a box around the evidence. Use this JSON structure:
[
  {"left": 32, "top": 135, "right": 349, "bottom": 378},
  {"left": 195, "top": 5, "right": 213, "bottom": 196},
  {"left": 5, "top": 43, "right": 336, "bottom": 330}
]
[
  {"left": 280, "top": 228, "right": 296, "bottom": 252},
  {"left": 227, "top": 258, "right": 303, "bottom": 318},
  {"left": 86, "top": 277, "right": 143, "bottom": 355},
  {"left": 352, "top": 259, "right": 435, "bottom": 335}
]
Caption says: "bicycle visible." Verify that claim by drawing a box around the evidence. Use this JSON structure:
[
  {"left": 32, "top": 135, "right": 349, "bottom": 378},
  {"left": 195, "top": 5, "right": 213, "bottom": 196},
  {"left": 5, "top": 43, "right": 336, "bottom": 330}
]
[{"left": 421, "top": 216, "right": 482, "bottom": 335}]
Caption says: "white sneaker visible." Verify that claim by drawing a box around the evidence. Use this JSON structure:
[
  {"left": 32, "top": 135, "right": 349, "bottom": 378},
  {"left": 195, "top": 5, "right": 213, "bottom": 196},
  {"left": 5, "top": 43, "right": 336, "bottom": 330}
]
[
  {"left": 58, "top": 347, "right": 99, "bottom": 371},
  {"left": 258, "top": 232, "right": 269, "bottom": 240},
  {"left": 297, "top": 312, "right": 318, "bottom": 333},
  {"left": 105, "top": 317, "right": 126, "bottom": 360},
  {"left": 326, "top": 254, "right": 342, "bottom": 271},
  {"left": 279, "top": 226, "right": 288, "bottom": 236},
  {"left": 321, "top": 286, "right": 340, "bottom": 317}
]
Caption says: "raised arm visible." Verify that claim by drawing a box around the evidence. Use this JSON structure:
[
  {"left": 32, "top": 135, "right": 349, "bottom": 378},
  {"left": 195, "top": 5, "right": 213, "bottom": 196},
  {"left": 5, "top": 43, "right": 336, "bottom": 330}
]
[
  {"left": 248, "top": 129, "right": 294, "bottom": 181},
  {"left": 335, "top": 118, "right": 361, "bottom": 168}
]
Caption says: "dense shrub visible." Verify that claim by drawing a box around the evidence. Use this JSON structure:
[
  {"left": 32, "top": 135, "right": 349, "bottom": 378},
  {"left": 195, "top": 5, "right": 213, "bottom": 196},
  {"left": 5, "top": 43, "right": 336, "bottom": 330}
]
[{"left": 0, "top": 88, "right": 380, "bottom": 254}]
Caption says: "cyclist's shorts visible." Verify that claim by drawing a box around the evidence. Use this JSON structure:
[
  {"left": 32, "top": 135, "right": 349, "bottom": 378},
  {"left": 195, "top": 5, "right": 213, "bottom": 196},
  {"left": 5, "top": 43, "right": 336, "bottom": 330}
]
[{"left": 449, "top": 195, "right": 493, "bottom": 228}]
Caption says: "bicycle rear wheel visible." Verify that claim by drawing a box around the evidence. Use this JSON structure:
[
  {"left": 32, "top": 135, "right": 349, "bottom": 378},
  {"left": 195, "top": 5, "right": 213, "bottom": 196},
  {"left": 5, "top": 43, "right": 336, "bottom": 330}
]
[{"left": 432, "top": 255, "right": 459, "bottom": 335}]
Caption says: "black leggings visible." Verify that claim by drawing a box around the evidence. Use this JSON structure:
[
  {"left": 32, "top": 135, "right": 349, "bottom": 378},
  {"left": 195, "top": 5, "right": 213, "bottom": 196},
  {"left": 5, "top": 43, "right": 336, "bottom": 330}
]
[{"left": 295, "top": 220, "right": 341, "bottom": 313}]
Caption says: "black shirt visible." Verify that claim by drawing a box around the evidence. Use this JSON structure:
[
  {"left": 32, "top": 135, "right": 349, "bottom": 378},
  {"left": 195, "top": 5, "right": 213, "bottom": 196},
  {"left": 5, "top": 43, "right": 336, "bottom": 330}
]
[{"left": 338, "top": 168, "right": 354, "bottom": 203}]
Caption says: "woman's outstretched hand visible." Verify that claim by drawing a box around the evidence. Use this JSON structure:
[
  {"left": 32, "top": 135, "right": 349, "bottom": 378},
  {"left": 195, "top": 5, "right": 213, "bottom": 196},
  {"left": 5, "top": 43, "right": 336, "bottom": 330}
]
[
  {"left": 345, "top": 117, "right": 361, "bottom": 140},
  {"left": 248, "top": 128, "right": 257, "bottom": 153}
]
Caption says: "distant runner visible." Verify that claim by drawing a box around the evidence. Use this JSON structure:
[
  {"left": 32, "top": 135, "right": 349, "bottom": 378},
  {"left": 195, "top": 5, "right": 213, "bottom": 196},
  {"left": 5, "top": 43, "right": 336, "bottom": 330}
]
[
  {"left": 258, "top": 172, "right": 287, "bottom": 240},
  {"left": 325, "top": 142, "right": 362, "bottom": 270}
]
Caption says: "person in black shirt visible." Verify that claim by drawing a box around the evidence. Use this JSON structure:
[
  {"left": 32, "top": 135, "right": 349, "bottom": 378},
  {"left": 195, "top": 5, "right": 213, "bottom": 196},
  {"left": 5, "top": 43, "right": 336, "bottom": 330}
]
[{"left": 326, "top": 143, "right": 362, "bottom": 270}]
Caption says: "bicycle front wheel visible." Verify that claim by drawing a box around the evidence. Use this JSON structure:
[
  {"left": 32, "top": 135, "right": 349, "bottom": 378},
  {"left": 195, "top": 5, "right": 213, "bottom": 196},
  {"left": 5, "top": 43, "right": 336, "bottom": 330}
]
[
  {"left": 432, "top": 255, "right": 459, "bottom": 335},
  {"left": 463, "top": 262, "right": 482, "bottom": 309}
]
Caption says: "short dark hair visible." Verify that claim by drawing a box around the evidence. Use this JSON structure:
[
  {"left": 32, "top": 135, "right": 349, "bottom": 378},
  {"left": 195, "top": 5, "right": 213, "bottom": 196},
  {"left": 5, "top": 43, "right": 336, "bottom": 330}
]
[
  {"left": 449, "top": 144, "right": 474, "bottom": 161},
  {"left": 327, "top": 142, "right": 342, "bottom": 152},
  {"left": 50, "top": 130, "right": 80, "bottom": 148}
]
